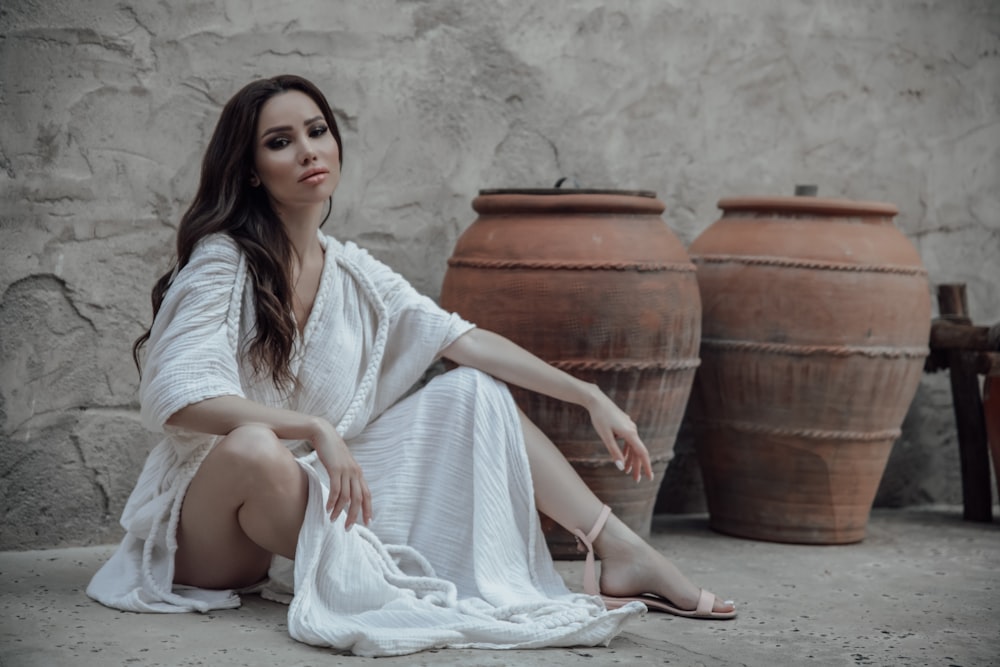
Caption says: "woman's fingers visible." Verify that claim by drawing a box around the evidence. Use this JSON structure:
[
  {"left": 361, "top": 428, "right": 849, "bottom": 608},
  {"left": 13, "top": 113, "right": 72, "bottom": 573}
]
[
  {"left": 325, "top": 467, "right": 373, "bottom": 530},
  {"left": 598, "top": 426, "right": 626, "bottom": 468},
  {"left": 588, "top": 392, "right": 655, "bottom": 481},
  {"left": 344, "top": 477, "right": 362, "bottom": 529},
  {"left": 313, "top": 425, "right": 373, "bottom": 529},
  {"left": 330, "top": 472, "right": 350, "bottom": 521},
  {"left": 624, "top": 447, "right": 638, "bottom": 480},
  {"left": 626, "top": 449, "right": 641, "bottom": 482},
  {"left": 326, "top": 475, "right": 341, "bottom": 513},
  {"left": 360, "top": 477, "right": 373, "bottom": 526},
  {"left": 620, "top": 432, "right": 653, "bottom": 482},
  {"left": 629, "top": 440, "right": 654, "bottom": 481}
]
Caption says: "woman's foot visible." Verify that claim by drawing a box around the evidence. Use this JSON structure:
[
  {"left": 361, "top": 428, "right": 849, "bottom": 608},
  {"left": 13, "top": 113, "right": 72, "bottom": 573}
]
[{"left": 579, "top": 505, "right": 735, "bottom": 618}]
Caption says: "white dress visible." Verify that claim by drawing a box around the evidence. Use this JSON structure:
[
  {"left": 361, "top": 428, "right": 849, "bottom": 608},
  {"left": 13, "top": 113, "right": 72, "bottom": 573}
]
[{"left": 86, "top": 232, "right": 643, "bottom": 656}]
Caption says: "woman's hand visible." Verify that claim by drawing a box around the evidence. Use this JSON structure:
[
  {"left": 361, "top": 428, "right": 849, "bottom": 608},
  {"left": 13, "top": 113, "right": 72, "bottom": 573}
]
[
  {"left": 584, "top": 387, "right": 654, "bottom": 482},
  {"left": 309, "top": 420, "right": 373, "bottom": 529}
]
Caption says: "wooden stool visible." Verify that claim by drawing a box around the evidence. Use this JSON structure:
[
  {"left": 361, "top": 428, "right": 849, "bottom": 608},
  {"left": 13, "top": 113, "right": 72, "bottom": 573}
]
[{"left": 925, "top": 284, "right": 1000, "bottom": 521}]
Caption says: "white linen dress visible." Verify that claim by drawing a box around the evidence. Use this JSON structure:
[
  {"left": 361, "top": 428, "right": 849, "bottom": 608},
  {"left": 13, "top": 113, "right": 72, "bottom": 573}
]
[{"left": 86, "top": 232, "right": 643, "bottom": 656}]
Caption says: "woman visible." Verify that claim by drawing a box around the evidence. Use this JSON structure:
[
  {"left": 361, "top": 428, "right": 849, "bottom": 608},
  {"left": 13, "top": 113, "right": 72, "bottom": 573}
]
[{"left": 87, "top": 75, "right": 735, "bottom": 656}]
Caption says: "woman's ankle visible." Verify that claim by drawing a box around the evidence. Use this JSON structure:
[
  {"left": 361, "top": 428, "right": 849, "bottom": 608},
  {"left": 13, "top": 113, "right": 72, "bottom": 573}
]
[{"left": 592, "top": 513, "right": 647, "bottom": 560}]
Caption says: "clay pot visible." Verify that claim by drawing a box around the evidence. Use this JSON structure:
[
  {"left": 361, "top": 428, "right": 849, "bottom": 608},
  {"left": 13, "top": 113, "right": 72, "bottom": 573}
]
[
  {"left": 688, "top": 196, "right": 931, "bottom": 544},
  {"left": 440, "top": 189, "right": 701, "bottom": 558}
]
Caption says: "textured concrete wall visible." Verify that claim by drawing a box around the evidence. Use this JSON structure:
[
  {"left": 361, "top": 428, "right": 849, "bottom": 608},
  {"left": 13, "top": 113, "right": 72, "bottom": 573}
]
[{"left": 2, "top": 0, "right": 998, "bottom": 549}]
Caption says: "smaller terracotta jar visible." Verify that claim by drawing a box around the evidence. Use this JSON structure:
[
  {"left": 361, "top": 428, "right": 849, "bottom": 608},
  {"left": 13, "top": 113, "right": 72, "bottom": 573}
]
[{"left": 689, "top": 195, "right": 930, "bottom": 544}]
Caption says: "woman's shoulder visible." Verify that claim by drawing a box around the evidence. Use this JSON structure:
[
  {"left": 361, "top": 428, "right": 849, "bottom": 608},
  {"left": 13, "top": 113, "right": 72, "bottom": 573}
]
[
  {"left": 191, "top": 232, "right": 242, "bottom": 263},
  {"left": 176, "top": 233, "right": 243, "bottom": 284},
  {"left": 320, "top": 231, "right": 348, "bottom": 256},
  {"left": 322, "top": 233, "right": 386, "bottom": 270},
  {"left": 320, "top": 233, "right": 420, "bottom": 305}
]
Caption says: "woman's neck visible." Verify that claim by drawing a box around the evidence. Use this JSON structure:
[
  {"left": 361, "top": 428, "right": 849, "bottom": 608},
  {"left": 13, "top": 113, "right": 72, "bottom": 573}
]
[{"left": 275, "top": 202, "right": 326, "bottom": 261}]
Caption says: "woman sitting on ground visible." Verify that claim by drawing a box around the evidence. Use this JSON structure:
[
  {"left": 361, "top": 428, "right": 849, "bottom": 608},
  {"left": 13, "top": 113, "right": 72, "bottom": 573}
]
[{"left": 87, "top": 74, "right": 734, "bottom": 657}]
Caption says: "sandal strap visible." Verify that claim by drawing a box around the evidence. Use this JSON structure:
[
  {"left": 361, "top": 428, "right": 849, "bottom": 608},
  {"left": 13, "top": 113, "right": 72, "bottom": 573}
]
[
  {"left": 571, "top": 504, "right": 612, "bottom": 596},
  {"left": 695, "top": 589, "right": 715, "bottom": 617}
]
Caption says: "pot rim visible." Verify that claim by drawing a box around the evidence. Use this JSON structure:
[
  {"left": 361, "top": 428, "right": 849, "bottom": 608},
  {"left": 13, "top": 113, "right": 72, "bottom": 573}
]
[
  {"left": 719, "top": 196, "right": 898, "bottom": 217},
  {"left": 479, "top": 188, "right": 657, "bottom": 197},
  {"left": 473, "top": 189, "right": 665, "bottom": 215}
]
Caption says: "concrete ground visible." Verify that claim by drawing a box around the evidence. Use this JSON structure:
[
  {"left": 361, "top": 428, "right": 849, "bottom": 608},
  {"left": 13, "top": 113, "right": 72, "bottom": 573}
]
[{"left": 1, "top": 507, "right": 997, "bottom": 667}]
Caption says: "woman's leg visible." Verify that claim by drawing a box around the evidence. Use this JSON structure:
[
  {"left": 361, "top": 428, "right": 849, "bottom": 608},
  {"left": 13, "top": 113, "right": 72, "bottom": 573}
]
[
  {"left": 173, "top": 425, "right": 308, "bottom": 590},
  {"left": 517, "top": 409, "right": 734, "bottom": 614}
]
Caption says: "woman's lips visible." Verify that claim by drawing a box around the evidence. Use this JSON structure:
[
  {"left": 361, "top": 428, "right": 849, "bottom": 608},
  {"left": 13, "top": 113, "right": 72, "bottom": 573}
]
[{"left": 299, "top": 168, "right": 329, "bottom": 184}]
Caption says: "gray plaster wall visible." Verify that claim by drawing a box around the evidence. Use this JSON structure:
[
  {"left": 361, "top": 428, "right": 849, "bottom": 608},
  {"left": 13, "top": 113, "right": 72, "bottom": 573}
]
[{"left": 1, "top": 1, "right": 998, "bottom": 550}]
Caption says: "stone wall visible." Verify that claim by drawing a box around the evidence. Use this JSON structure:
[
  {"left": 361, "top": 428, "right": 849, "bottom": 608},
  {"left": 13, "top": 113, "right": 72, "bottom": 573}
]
[{"left": 2, "top": 0, "right": 998, "bottom": 550}]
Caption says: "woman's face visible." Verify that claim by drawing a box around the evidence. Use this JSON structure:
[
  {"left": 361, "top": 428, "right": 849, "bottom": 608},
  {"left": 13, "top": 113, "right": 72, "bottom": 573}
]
[{"left": 252, "top": 90, "right": 341, "bottom": 213}]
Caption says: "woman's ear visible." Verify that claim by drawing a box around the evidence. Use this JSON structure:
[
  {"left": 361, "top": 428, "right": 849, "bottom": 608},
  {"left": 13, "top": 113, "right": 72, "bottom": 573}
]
[{"left": 249, "top": 172, "right": 261, "bottom": 187}]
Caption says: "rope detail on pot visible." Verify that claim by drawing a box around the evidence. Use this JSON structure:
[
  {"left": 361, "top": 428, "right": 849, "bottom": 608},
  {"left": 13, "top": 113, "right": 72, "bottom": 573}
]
[
  {"left": 696, "top": 418, "right": 901, "bottom": 442},
  {"left": 447, "top": 257, "right": 696, "bottom": 272},
  {"left": 690, "top": 254, "right": 928, "bottom": 276},
  {"left": 549, "top": 358, "right": 701, "bottom": 372},
  {"left": 700, "top": 339, "right": 930, "bottom": 359}
]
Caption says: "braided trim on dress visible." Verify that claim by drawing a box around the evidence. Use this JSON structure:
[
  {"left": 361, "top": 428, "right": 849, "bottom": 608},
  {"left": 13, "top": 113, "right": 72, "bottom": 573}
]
[
  {"left": 141, "top": 439, "right": 219, "bottom": 609},
  {"left": 334, "top": 255, "right": 390, "bottom": 436},
  {"left": 141, "top": 251, "right": 251, "bottom": 609},
  {"left": 226, "top": 251, "right": 248, "bottom": 352}
]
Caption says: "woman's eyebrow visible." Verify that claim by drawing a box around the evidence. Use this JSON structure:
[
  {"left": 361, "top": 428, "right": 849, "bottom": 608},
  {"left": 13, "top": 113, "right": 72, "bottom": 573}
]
[{"left": 260, "top": 116, "right": 325, "bottom": 139}]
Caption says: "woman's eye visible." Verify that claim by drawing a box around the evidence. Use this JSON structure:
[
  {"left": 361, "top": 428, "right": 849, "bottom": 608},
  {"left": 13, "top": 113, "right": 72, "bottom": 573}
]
[
  {"left": 309, "top": 125, "right": 328, "bottom": 137},
  {"left": 266, "top": 137, "right": 290, "bottom": 150}
]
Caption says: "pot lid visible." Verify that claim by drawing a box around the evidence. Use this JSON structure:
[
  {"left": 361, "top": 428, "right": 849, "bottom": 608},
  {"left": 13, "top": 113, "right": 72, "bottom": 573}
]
[
  {"left": 473, "top": 188, "right": 665, "bottom": 215},
  {"left": 719, "top": 196, "right": 898, "bottom": 217},
  {"left": 479, "top": 188, "right": 657, "bottom": 197}
]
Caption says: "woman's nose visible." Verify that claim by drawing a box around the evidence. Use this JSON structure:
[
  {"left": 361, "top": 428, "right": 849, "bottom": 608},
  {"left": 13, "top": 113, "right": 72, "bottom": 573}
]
[{"left": 300, "top": 147, "right": 317, "bottom": 164}]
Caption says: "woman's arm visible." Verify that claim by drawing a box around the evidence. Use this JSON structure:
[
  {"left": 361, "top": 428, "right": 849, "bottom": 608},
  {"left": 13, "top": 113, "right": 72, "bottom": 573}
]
[
  {"left": 440, "top": 328, "right": 654, "bottom": 481},
  {"left": 168, "top": 395, "right": 325, "bottom": 439},
  {"left": 168, "top": 396, "right": 372, "bottom": 528}
]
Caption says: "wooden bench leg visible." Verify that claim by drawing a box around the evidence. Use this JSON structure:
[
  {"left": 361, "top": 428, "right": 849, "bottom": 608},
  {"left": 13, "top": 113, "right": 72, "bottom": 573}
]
[{"left": 938, "top": 284, "right": 993, "bottom": 521}]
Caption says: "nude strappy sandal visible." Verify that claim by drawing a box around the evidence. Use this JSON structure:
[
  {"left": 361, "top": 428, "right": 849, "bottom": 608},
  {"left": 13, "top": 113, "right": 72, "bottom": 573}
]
[{"left": 572, "top": 504, "right": 737, "bottom": 620}]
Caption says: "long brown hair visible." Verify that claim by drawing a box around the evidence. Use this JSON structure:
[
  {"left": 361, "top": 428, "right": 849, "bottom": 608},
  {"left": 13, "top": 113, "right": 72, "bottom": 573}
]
[{"left": 133, "top": 74, "right": 344, "bottom": 388}]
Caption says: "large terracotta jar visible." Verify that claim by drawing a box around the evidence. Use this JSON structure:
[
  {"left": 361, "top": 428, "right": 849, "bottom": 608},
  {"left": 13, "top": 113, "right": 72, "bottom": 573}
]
[
  {"left": 440, "top": 189, "right": 701, "bottom": 557},
  {"left": 688, "top": 196, "right": 931, "bottom": 544}
]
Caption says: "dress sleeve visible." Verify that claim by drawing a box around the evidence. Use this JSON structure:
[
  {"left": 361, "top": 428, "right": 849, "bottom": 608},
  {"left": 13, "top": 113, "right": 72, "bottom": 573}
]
[
  {"left": 340, "top": 240, "right": 474, "bottom": 354},
  {"left": 335, "top": 240, "right": 475, "bottom": 423},
  {"left": 139, "top": 234, "right": 247, "bottom": 432}
]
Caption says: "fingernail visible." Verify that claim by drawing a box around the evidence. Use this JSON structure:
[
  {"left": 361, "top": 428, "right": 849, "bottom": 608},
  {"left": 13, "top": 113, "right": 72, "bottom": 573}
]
[{"left": 615, "top": 460, "right": 625, "bottom": 471}]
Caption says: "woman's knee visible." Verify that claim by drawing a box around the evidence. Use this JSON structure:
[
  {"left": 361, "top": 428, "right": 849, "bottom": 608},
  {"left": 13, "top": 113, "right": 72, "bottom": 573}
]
[{"left": 206, "top": 425, "right": 298, "bottom": 485}]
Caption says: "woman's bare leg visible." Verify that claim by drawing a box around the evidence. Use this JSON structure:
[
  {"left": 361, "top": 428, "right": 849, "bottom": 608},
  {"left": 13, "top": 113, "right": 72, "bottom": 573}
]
[
  {"left": 173, "top": 425, "right": 308, "bottom": 590},
  {"left": 517, "top": 409, "right": 734, "bottom": 614}
]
